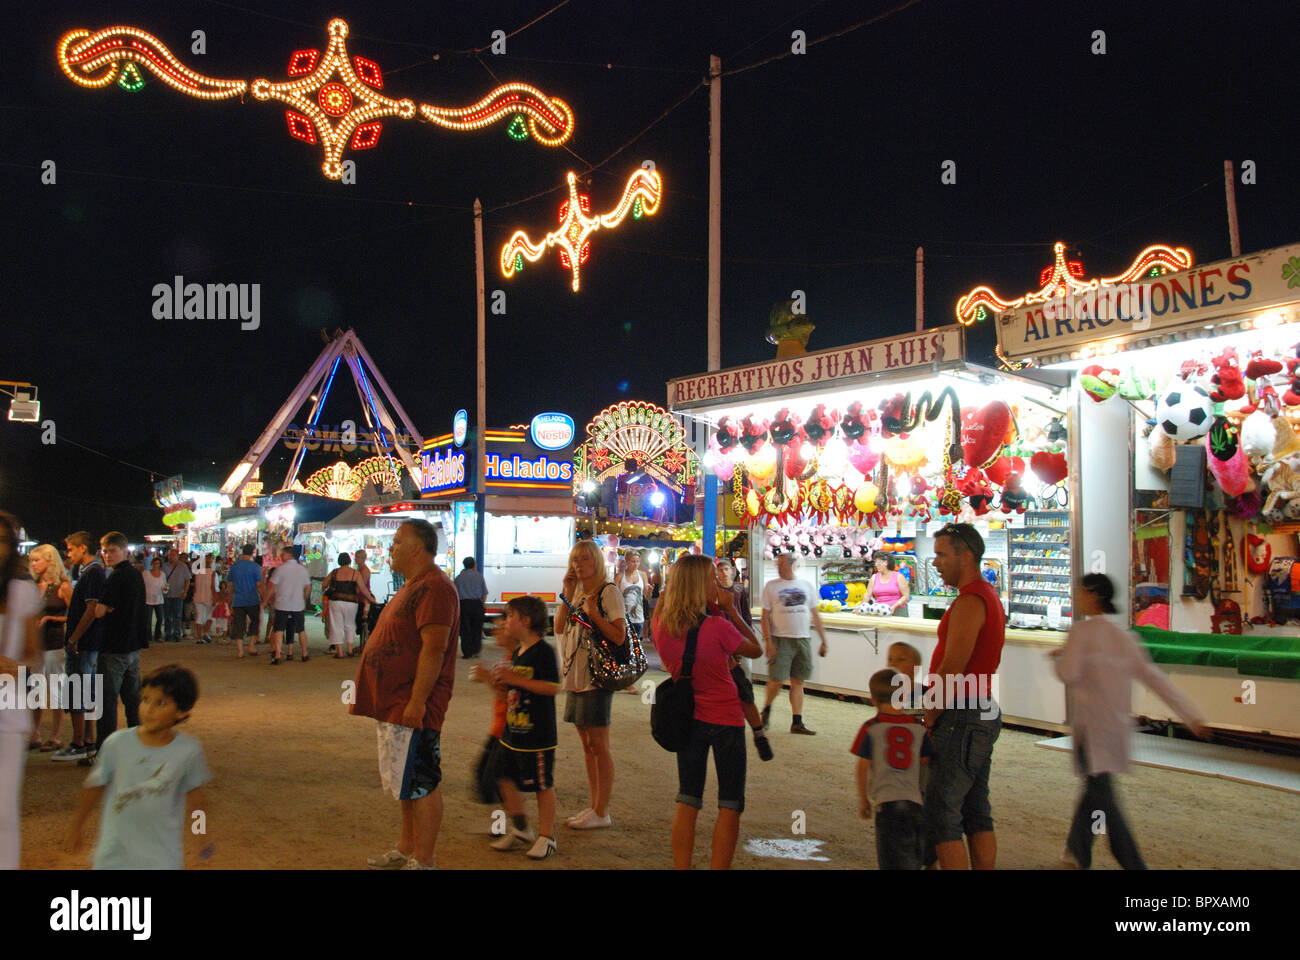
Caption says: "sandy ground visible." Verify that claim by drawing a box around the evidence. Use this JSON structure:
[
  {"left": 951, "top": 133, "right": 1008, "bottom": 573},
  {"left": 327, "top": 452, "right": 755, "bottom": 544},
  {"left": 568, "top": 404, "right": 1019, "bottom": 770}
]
[{"left": 18, "top": 617, "right": 1300, "bottom": 870}]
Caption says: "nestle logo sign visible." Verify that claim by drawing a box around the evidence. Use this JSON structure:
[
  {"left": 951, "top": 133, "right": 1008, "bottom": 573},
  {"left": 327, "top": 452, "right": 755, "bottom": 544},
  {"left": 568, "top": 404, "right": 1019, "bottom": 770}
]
[{"left": 530, "top": 412, "right": 574, "bottom": 450}]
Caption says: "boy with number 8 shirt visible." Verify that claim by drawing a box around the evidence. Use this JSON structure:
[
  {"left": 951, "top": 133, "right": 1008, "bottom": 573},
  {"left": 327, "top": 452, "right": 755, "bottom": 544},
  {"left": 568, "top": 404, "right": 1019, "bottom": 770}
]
[
  {"left": 851, "top": 669, "right": 933, "bottom": 870},
  {"left": 486, "top": 596, "right": 560, "bottom": 860}
]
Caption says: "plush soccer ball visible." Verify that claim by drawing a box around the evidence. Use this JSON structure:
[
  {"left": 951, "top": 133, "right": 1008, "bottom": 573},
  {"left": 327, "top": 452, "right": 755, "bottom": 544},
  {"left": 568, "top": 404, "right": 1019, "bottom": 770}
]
[{"left": 1156, "top": 383, "right": 1214, "bottom": 441}]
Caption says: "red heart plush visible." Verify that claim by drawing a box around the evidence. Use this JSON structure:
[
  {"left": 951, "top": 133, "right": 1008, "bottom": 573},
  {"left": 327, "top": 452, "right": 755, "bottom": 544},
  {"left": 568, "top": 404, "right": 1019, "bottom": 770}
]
[
  {"left": 985, "top": 455, "right": 1024, "bottom": 488},
  {"left": 1030, "top": 451, "right": 1068, "bottom": 486},
  {"left": 961, "top": 401, "right": 1012, "bottom": 468}
]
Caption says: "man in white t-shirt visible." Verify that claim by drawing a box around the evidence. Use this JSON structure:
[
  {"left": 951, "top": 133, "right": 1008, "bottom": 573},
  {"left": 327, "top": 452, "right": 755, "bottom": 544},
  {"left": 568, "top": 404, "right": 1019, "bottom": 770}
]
[
  {"left": 267, "top": 547, "right": 312, "bottom": 664},
  {"left": 760, "top": 554, "right": 828, "bottom": 735}
]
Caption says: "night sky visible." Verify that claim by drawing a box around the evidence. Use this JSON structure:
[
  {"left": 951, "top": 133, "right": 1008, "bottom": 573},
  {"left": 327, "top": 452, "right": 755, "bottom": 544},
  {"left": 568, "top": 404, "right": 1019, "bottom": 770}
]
[{"left": 4, "top": 0, "right": 1299, "bottom": 543}]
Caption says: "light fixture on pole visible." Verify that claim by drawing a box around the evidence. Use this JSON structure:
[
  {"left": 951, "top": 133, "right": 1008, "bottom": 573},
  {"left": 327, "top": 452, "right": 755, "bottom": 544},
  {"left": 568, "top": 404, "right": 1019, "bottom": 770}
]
[{"left": 2, "top": 382, "right": 40, "bottom": 423}]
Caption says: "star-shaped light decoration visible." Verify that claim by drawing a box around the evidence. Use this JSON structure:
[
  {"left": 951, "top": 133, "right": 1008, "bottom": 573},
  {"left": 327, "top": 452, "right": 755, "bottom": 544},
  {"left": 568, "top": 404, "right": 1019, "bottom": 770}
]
[
  {"left": 58, "top": 19, "right": 574, "bottom": 181},
  {"left": 955, "top": 241, "right": 1193, "bottom": 325},
  {"left": 250, "top": 19, "right": 416, "bottom": 180},
  {"left": 501, "top": 168, "right": 662, "bottom": 291}
]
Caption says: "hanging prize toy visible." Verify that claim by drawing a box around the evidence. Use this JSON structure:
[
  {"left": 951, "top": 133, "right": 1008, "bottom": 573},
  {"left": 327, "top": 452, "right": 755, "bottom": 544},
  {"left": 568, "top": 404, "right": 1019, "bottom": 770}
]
[
  {"left": 1079, "top": 365, "right": 1121, "bottom": 403},
  {"left": 1206, "top": 411, "right": 1251, "bottom": 497},
  {"left": 1207, "top": 347, "right": 1246, "bottom": 404},
  {"left": 998, "top": 469, "right": 1034, "bottom": 514},
  {"left": 840, "top": 401, "right": 880, "bottom": 475},
  {"left": 1030, "top": 450, "right": 1069, "bottom": 508},
  {"left": 1181, "top": 509, "right": 1213, "bottom": 600},
  {"left": 763, "top": 408, "right": 802, "bottom": 518},
  {"left": 936, "top": 414, "right": 964, "bottom": 515},
  {"left": 1221, "top": 511, "right": 1239, "bottom": 594},
  {"left": 710, "top": 417, "right": 740, "bottom": 481},
  {"left": 960, "top": 400, "right": 1012, "bottom": 469}
]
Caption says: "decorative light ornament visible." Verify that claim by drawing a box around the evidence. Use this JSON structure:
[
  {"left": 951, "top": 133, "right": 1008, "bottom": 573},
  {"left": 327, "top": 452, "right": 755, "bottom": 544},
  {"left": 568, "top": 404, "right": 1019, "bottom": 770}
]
[
  {"left": 954, "top": 241, "right": 1194, "bottom": 325},
  {"left": 500, "top": 168, "right": 663, "bottom": 292},
  {"left": 58, "top": 20, "right": 574, "bottom": 181}
]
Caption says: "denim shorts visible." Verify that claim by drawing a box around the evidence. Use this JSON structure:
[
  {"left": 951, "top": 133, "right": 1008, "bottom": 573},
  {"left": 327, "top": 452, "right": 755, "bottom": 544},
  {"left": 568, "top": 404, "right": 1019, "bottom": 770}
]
[
  {"left": 924, "top": 706, "right": 1001, "bottom": 844},
  {"left": 875, "top": 800, "right": 927, "bottom": 870},
  {"left": 676, "top": 721, "right": 746, "bottom": 812}
]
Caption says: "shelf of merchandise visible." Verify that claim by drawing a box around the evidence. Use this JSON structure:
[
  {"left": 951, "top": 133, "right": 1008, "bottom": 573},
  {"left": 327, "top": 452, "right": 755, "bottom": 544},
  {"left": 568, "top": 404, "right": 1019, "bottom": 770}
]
[{"left": 1007, "top": 510, "right": 1072, "bottom": 628}]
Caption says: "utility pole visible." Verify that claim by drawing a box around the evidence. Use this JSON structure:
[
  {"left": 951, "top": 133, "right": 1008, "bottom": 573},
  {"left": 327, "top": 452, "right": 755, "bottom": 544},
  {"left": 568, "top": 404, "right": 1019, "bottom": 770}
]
[
  {"left": 474, "top": 199, "right": 487, "bottom": 563},
  {"left": 1224, "top": 160, "right": 1241, "bottom": 257},
  {"left": 702, "top": 55, "right": 722, "bottom": 557},
  {"left": 915, "top": 246, "right": 924, "bottom": 332}
]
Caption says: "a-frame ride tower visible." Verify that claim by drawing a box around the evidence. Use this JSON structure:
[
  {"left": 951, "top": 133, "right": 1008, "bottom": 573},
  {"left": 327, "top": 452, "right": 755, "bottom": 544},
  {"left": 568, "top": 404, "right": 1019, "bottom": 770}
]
[{"left": 220, "top": 329, "right": 424, "bottom": 503}]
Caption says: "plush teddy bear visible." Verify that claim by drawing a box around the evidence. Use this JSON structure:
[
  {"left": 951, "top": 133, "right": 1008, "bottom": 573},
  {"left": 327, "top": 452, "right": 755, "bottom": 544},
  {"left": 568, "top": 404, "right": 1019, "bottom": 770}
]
[
  {"left": 906, "top": 476, "right": 933, "bottom": 523},
  {"left": 956, "top": 467, "right": 995, "bottom": 515},
  {"left": 999, "top": 471, "right": 1034, "bottom": 513},
  {"left": 1208, "top": 347, "right": 1246, "bottom": 403}
]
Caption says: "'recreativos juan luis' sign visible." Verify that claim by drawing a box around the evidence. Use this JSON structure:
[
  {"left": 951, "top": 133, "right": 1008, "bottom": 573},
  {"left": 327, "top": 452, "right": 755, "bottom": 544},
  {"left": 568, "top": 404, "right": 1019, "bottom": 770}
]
[{"left": 667, "top": 326, "right": 963, "bottom": 409}]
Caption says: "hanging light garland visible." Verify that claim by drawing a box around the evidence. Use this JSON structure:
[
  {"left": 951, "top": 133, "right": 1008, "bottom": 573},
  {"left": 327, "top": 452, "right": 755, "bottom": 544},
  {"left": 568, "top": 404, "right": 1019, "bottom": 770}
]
[{"left": 58, "top": 19, "right": 574, "bottom": 180}]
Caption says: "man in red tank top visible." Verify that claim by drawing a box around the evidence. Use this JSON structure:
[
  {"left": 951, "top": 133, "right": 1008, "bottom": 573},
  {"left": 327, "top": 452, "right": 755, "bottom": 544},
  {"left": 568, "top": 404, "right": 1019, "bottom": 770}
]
[{"left": 925, "top": 523, "right": 1004, "bottom": 870}]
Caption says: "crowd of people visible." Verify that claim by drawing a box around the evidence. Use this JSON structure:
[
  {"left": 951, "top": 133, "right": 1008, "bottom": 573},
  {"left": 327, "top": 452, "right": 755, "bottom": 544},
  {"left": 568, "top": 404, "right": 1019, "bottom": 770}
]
[{"left": 0, "top": 508, "right": 1211, "bottom": 871}]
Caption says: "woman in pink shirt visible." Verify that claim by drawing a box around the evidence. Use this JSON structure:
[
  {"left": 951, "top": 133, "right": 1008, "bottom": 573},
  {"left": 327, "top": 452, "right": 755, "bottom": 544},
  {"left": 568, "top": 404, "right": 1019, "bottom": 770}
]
[
  {"left": 653, "top": 554, "right": 762, "bottom": 869},
  {"left": 863, "top": 553, "right": 910, "bottom": 615}
]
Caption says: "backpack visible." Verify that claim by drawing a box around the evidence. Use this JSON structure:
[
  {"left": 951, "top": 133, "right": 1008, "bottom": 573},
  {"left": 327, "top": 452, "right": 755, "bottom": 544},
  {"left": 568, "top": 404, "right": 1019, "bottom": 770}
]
[
  {"left": 1265, "top": 558, "right": 1300, "bottom": 624},
  {"left": 649, "top": 622, "right": 701, "bottom": 752}
]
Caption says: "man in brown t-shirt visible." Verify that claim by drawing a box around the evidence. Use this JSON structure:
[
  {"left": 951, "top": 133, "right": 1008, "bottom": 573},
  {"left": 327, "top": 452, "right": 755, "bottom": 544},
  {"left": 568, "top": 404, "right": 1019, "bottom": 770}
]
[{"left": 350, "top": 520, "right": 459, "bottom": 870}]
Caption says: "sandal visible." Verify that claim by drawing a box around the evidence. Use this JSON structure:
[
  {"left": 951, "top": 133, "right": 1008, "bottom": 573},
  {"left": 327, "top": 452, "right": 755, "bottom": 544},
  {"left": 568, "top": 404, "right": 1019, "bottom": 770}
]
[
  {"left": 347, "top": 649, "right": 357, "bottom": 657},
  {"left": 40, "top": 740, "right": 63, "bottom": 752},
  {"left": 28, "top": 740, "right": 41, "bottom": 751}
]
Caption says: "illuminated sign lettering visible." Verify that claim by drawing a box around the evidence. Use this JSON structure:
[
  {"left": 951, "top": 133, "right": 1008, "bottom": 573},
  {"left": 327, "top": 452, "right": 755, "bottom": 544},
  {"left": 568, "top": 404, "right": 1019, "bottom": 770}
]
[{"left": 530, "top": 412, "right": 574, "bottom": 450}]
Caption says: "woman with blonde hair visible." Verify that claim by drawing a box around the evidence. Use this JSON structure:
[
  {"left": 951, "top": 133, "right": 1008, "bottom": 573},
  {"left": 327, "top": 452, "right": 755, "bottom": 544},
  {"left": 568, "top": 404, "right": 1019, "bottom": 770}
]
[
  {"left": 653, "top": 554, "right": 762, "bottom": 869},
  {"left": 27, "top": 544, "right": 72, "bottom": 751},
  {"left": 554, "top": 538, "right": 627, "bottom": 830}
]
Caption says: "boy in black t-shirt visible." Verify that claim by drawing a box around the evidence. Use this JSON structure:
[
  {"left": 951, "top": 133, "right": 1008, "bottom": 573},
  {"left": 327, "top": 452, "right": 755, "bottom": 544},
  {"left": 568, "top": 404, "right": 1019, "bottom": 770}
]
[{"left": 487, "top": 596, "right": 560, "bottom": 860}]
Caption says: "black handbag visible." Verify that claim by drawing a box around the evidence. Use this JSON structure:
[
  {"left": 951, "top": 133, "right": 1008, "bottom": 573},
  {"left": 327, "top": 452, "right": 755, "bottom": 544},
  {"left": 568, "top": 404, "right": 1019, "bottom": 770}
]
[{"left": 649, "top": 621, "right": 701, "bottom": 752}]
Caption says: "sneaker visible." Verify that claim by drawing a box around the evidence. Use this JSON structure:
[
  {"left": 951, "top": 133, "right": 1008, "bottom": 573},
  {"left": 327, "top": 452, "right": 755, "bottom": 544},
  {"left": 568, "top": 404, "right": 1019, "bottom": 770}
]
[
  {"left": 77, "top": 754, "right": 96, "bottom": 768},
  {"left": 753, "top": 728, "right": 774, "bottom": 761},
  {"left": 564, "top": 807, "right": 594, "bottom": 826},
  {"left": 400, "top": 857, "right": 435, "bottom": 870},
  {"left": 490, "top": 826, "right": 535, "bottom": 851},
  {"left": 526, "top": 835, "right": 557, "bottom": 860},
  {"left": 1060, "top": 847, "right": 1085, "bottom": 870},
  {"left": 366, "top": 848, "right": 409, "bottom": 870},
  {"left": 569, "top": 812, "right": 611, "bottom": 830},
  {"left": 270, "top": 656, "right": 280, "bottom": 665},
  {"left": 790, "top": 722, "right": 817, "bottom": 735},
  {"left": 50, "top": 743, "right": 88, "bottom": 763}
]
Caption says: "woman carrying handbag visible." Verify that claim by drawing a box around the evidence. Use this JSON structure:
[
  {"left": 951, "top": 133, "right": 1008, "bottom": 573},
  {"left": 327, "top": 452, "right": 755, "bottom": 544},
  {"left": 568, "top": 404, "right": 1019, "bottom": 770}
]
[
  {"left": 653, "top": 554, "right": 762, "bottom": 869},
  {"left": 555, "top": 539, "right": 627, "bottom": 830}
]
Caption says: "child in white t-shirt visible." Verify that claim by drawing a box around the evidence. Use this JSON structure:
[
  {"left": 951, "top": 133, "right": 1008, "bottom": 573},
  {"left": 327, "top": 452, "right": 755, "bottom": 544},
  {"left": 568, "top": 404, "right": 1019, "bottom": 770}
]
[{"left": 67, "top": 664, "right": 210, "bottom": 869}]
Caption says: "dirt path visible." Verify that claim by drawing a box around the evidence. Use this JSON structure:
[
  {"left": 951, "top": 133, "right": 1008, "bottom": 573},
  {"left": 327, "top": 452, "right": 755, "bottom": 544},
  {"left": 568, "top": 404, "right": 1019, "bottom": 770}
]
[{"left": 19, "top": 620, "right": 1300, "bottom": 869}]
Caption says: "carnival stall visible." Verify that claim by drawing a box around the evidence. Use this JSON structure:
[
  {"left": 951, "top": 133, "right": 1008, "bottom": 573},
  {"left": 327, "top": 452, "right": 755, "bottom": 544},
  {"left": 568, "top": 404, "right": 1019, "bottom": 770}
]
[
  {"left": 995, "top": 240, "right": 1300, "bottom": 739},
  {"left": 418, "top": 412, "right": 577, "bottom": 603},
  {"left": 671, "top": 324, "right": 1078, "bottom": 728}
]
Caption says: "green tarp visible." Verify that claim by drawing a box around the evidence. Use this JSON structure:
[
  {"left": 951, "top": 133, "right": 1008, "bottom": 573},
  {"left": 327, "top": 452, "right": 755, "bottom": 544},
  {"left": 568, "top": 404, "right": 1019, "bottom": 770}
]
[{"left": 1134, "top": 626, "right": 1300, "bottom": 680}]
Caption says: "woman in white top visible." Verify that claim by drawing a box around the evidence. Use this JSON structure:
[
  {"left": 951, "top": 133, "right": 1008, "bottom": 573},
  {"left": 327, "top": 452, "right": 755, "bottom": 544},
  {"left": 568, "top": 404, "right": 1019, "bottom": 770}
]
[
  {"left": 28, "top": 544, "right": 73, "bottom": 751},
  {"left": 555, "top": 538, "right": 627, "bottom": 830},
  {"left": 1050, "top": 573, "right": 1208, "bottom": 869},
  {"left": 144, "top": 556, "right": 167, "bottom": 642},
  {"left": 0, "top": 512, "right": 43, "bottom": 869}
]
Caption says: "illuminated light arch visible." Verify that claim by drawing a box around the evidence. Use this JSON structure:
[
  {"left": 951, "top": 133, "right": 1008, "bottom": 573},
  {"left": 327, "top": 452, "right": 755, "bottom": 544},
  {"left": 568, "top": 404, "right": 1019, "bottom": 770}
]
[
  {"left": 58, "top": 26, "right": 247, "bottom": 98},
  {"left": 420, "top": 82, "right": 573, "bottom": 146},
  {"left": 58, "top": 19, "right": 575, "bottom": 181},
  {"left": 572, "top": 401, "right": 698, "bottom": 494},
  {"left": 501, "top": 168, "right": 662, "bottom": 292},
  {"left": 955, "top": 242, "right": 1194, "bottom": 325},
  {"left": 297, "top": 456, "right": 404, "bottom": 501}
]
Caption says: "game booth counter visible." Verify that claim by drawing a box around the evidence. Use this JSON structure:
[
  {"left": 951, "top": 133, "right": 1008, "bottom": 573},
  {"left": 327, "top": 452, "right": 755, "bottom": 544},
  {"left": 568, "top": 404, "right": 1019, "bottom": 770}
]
[
  {"left": 419, "top": 413, "right": 578, "bottom": 609},
  {"left": 996, "top": 239, "right": 1300, "bottom": 740},
  {"left": 670, "top": 324, "right": 1081, "bottom": 730}
]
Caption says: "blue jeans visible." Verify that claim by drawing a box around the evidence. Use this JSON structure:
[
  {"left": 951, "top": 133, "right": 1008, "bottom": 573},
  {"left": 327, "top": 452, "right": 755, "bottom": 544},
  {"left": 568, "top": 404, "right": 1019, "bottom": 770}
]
[
  {"left": 164, "top": 598, "right": 185, "bottom": 641},
  {"left": 96, "top": 651, "right": 140, "bottom": 751},
  {"left": 63, "top": 648, "right": 99, "bottom": 715},
  {"left": 924, "top": 706, "right": 1001, "bottom": 845},
  {"left": 875, "top": 800, "right": 927, "bottom": 870}
]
